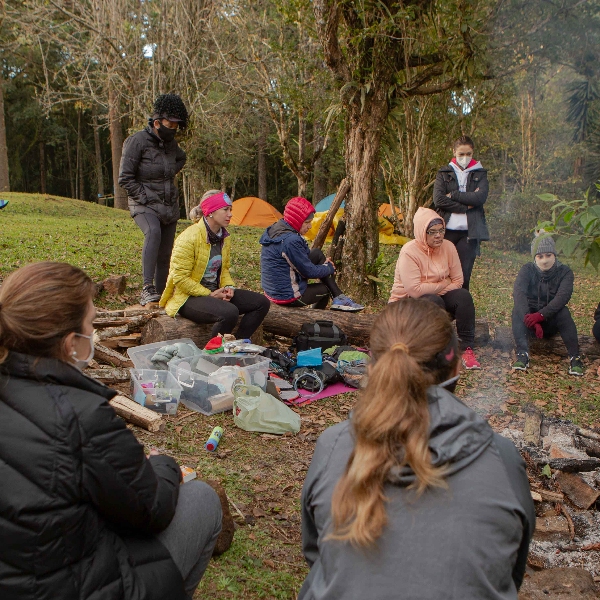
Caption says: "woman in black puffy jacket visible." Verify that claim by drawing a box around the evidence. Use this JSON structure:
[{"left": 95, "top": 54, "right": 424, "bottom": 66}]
[
  {"left": 119, "top": 94, "right": 188, "bottom": 306},
  {"left": 0, "top": 262, "right": 222, "bottom": 600},
  {"left": 432, "top": 135, "right": 490, "bottom": 290}
]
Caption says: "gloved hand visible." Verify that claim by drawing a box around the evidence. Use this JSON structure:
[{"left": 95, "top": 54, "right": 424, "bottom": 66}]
[
  {"left": 534, "top": 323, "right": 544, "bottom": 339},
  {"left": 524, "top": 312, "right": 544, "bottom": 328}
]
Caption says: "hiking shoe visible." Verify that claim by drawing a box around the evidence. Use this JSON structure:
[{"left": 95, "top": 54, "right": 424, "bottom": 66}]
[
  {"left": 140, "top": 285, "right": 161, "bottom": 306},
  {"left": 512, "top": 352, "right": 529, "bottom": 371},
  {"left": 0, "top": 199, "right": 8, "bottom": 210},
  {"left": 569, "top": 356, "right": 584, "bottom": 377},
  {"left": 462, "top": 347, "right": 481, "bottom": 370},
  {"left": 330, "top": 294, "right": 365, "bottom": 312}
]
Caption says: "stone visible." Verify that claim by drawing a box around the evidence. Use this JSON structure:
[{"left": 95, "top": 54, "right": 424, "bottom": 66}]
[
  {"left": 102, "top": 275, "right": 127, "bottom": 296},
  {"left": 533, "top": 515, "right": 571, "bottom": 542},
  {"left": 519, "top": 568, "right": 599, "bottom": 599}
]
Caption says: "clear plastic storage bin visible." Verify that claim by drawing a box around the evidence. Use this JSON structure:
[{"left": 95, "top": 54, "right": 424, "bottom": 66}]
[
  {"left": 169, "top": 352, "right": 270, "bottom": 416},
  {"left": 130, "top": 369, "right": 183, "bottom": 415},
  {"left": 127, "top": 338, "right": 199, "bottom": 370}
]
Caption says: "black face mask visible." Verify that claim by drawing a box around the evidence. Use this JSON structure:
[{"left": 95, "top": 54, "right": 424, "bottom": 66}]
[{"left": 157, "top": 123, "right": 176, "bottom": 143}]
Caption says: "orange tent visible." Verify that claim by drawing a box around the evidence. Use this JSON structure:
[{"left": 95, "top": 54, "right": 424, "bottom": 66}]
[
  {"left": 378, "top": 203, "right": 403, "bottom": 220},
  {"left": 230, "top": 196, "right": 283, "bottom": 227}
]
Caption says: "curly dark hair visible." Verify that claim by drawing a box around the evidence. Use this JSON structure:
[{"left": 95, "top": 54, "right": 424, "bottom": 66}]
[{"left": 151, "top": 93, "right": 188, "bottom": 129}]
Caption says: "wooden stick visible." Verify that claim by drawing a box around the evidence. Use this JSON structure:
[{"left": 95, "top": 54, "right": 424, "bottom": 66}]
[
  {"left": 94, "top": 342, "right": 134, "bottom": 368},
  {"left": 311, "top": 178, "right": 350, "bottom": 250},
  {"left": 559, "top": 504, "right": 575, "bottom": 541},
  {"left": 109, "top": 395, "right": 164, "bottom": 433}
]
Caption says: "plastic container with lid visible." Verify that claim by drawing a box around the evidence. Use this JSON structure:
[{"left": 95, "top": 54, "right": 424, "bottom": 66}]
[
  {"left": 127, "top": 338, "right": 199, "bottom": 370},
  {"left": 168, "top": 352, "right": 270, "bottom": 416},
  {"left": 130, "top": 369, "right": 183, "bottom": 415}
]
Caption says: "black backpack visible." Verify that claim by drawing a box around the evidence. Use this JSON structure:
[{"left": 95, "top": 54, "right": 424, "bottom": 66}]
[{"left": 293, "top": 320, "right": 347, "bottom": 352}]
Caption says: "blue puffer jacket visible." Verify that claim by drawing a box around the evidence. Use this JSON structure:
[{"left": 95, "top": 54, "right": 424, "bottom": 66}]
[{"left": 260, "top": 219, "right": 334, "bottom": 303}]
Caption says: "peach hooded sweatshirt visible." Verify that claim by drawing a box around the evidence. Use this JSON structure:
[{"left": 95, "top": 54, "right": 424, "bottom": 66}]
[{"left": 389, "top": 207, "right": 463, "bottom": 301}]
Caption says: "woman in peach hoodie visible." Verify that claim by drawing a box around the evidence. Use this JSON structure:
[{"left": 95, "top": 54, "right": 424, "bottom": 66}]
[{"left": 389, "top": 207, "right": 481, "bottom": 369}]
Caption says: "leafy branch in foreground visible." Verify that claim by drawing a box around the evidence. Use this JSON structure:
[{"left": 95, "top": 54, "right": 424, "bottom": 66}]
[{"left": 537, "top": 184, "right": 600, "bottom": 269}]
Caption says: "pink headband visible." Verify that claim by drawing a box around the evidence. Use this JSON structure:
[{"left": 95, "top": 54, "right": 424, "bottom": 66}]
[{"left": 200, "top": 192, "right": 232, "bottom": 216}]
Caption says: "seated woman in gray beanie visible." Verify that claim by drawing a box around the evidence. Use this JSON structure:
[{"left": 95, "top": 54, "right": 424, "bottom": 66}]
[{"left": 512, "top": 234, "right": 583, "bottom": 375}]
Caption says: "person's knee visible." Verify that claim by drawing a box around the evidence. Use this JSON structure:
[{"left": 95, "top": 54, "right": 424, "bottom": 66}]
[
  {"left": 258, "top": 293, "right": 271, "bottom": 314},
  {"left": 308, "top": 248, "right": 325, "bottom": 265},
  {"left": 451, "top": 287, "right": 473, "bottom": 304},
  {"left": 421, "top": 294, "right": 445, "bottom": 308},
  {"left": 593, "top": 319, "right": 600, "bottom": 344}
]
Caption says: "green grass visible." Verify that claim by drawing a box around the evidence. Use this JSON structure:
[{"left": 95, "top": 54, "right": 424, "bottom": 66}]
[{"left": 4, "top": 193, "right": 600, "bottom": 597}]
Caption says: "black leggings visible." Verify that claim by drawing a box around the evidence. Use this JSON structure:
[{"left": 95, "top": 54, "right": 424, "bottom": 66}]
[
  {"left": 288, "top": 248, "right": 343, "bottom": 309},
  {"left": 178, "top": 288, "right": 270, "bottom": 339},
  {"left": 512, "top": 306, "right": 579, "bottom": 357},
  {"left": 422, "top": 288, "right": 476, "bottom": 349},
  {"left": 444, "top": 230, "right": 478, "bottom": 290},
  {"left": 134, "top": 213, "right": 178, "bottom": 293}
]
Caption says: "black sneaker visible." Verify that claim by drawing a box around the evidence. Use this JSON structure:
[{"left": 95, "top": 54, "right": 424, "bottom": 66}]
[
  {"left": 569, "top": 356, "right": 584, "bottom": 377},
  {"left": 140, "top": 285, "right": 161, "bottom": 306},
  {"left": 512, "top": 352, "right": 529, "bottom": 371}
]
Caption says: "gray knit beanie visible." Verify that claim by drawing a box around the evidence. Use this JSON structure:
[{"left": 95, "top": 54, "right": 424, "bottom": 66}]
[{"left": 531, "top": 234, "right": 556, "bottom": 257}]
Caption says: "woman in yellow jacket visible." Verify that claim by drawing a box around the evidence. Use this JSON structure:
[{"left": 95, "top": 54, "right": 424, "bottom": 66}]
[{"left": 160, "top": 190, "right": 270, "bottom": 339}]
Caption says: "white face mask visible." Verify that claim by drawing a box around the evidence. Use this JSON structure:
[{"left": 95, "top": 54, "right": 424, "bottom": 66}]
[
  {"left": 535, "top": 253, "right": 556, "bottom": 272},
  {"left": 71, "top": 333, "right": 95, "bottom": 370},
  {"left": 456, "top": 156, "right": 471, "bottom": 169}
]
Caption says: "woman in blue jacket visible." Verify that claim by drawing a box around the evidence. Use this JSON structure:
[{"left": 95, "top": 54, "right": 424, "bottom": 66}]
[{"left": 260, "top": 196, "right": 363, "bottom": 312}]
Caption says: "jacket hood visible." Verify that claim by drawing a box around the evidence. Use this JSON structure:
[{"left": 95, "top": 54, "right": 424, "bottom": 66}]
[
  {"left": 413, "top": 207, "right": 445, "bottom": 249},
  {"left": 450, "top": 159, "right": 483, "bottom": 173},
  {"left": 260, "top": 218, "right": 297, "bottom": 246},
  {"left": 387, "top": 385, "right": 493, "bottom": 485},
  {"left": 0, "top": 351, "right": 117, "bottom": 400}
]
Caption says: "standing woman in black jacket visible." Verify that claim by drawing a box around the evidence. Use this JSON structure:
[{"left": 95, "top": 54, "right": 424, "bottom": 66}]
[
  {"left": 432, "top": 135, "right": 490, "bottom": 290},
  {"left": 0, "top": 262, "right": 222, "bottom": 600},
  {"left": 119, "top": 94, "right": 188, "bottom": 306}
]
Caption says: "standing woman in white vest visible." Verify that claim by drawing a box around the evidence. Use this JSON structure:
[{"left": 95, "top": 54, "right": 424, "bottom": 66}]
[{"left": 432, "top": 135, "right": 489, "bottom": 290}]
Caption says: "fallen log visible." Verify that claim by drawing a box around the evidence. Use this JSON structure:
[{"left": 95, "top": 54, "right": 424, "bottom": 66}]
[
  {"left": 556, "top": 471, "right": 600, "bottom": 509},
  {"left": 576, "top": 427, "right": 600, "bottom": 443},
  {"left": 262, "top": 303, "right": 490, "bottom": 347},
  {"left": 87, "top": 367, "right": 130, "bottom": 383},
  {"left": 141, "top": 316, "right": 263, "bottom": 347},
  {"left": 109, "top": 395, "right": 164, "bottom": 433},
  {"left": 538, "top": 489, "right": 565, "bottom": 503},
  {"left": 94, "top": 342, "right": 134, "bottom": 368},
  {"left": 492, "top": 326, "right": 600, "bottom": 357}
]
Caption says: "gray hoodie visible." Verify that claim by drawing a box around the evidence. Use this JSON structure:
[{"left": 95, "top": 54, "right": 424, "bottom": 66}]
[{"left": 300, "top": 386, "right": 534, "bottom": 600}]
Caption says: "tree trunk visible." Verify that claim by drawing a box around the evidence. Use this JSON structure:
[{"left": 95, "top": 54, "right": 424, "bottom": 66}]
[
  {"left": 108, "top": 84, "right": 127, "bottom": 210},
  {"left": 93, "top": 108, "right": 105, "bottom": 204},
  {"left": 312, "top": 120, "right": 327, "bottom": 203},
  {"left": 340, "top": 89, "right": 389, "bottom": 301},
  {"left": 76, "top": 108, "right": 85, "bottom": 200},
  {"left": 257, "top": 129, "right": 268, "bottom": 201},
  {"left": 0, "top": 76, "right": 9, "bottom": 192},
  {"left": 39, "top": 140, "right": 47, "bottom": 194}
]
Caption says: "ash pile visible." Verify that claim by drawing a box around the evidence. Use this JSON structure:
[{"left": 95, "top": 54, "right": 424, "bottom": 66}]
[{"left": 501, "top": 409, "right": 600, "bottom": 587}]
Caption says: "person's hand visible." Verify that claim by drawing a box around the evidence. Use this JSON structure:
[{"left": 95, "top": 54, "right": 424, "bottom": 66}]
[
  {"left": 223, "top": 287, "right": 234, "bottom": 301},
  {"left": 446, "top": 193, "right": 451, "bottom": 198},
  {"left": 324, "top": 257, "right": 336, "bottom": 272},
  {"left": 148, "top": 448, "right": 160, "bottom": 458},
  {"left": 524, "top": 312, "right": 544, "bottom": 328},
  {"left": 534, "top": 323, "right": 544, "bottom": 339},
  {"left": 210, "top": 288, "right": 229, "bottom": 300}
]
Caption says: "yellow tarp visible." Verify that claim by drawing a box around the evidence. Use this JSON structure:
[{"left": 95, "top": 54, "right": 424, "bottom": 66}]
[
  {"left": 304, "top": 209, "right": 409, "bottom": 246},
  {"left": 230, "top": 197, "right": 283, "bottom": 227}
]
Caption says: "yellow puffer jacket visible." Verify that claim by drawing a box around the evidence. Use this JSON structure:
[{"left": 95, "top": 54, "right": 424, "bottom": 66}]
[{"left": 159, "top": 220, "right": 235, "bottom": 317}]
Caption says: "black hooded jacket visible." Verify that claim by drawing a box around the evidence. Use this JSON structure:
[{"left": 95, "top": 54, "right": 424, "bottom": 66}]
[
  {"left": 513, "top": 261, "right": 574, "bottom": 319},
  {"left": 0, "top": 352, "right": 186, "bottom": 600},
  {"left": 118, "top": 126, "right": 186, "bottom": 225}
]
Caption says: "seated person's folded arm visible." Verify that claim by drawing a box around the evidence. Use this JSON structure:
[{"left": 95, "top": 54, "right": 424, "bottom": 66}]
[
  {"left": 399, "top": 253, "right": 449, "bottom": 298},
  {"left": 170, "top": 236, "right": 211, "bottom": 297}
]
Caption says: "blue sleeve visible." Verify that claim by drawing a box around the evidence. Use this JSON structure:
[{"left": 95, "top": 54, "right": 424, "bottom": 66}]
[{"left": 284, "top": 237, "right": 335, "bottom": 280}]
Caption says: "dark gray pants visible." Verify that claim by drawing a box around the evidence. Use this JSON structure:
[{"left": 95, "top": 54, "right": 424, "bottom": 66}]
[
  {"left": 444, "top": 229, "right": 478, "bottom": 290},
  {"left": 422, "top": 288, "right": 476, "bottom": 349},
  {"left": 157, "top": 480, "right": 222, "bottom": 599},
  {"left": 134, "top": 213, "right": 178, "bottom": 293},
  {"left": 512, "top": 305, "right": 579, "bottom": 357}
]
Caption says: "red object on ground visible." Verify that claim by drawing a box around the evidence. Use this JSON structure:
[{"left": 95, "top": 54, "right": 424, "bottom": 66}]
[{"left": 462, "top": 347, "right": 481, "bottom": 370}]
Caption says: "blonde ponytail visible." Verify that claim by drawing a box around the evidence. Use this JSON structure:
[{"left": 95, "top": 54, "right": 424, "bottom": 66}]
[{"left": 329, "top": 298, "right": 458, "bottom": 547}]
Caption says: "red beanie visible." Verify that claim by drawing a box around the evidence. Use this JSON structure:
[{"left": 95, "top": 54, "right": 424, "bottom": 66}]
[{"left": 283, "top": 197, "right": 315, "bottom": 232}]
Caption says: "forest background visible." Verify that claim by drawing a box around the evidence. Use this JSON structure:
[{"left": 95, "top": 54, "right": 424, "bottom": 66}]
[{"left": 0, "top": 0, "right": 599, "bottom": 300}]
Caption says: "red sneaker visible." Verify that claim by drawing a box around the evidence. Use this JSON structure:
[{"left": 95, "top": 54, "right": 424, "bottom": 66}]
[{"left": 462, "top": 347, "right": 481, "bottom": 370}]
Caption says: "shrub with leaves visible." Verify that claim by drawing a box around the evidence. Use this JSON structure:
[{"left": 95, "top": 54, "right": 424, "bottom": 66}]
[{"left": 537, "top": 184, "right": 600, "bottom": 268}]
